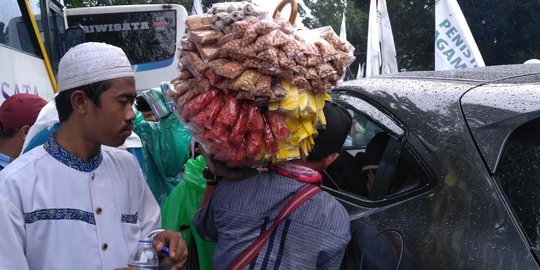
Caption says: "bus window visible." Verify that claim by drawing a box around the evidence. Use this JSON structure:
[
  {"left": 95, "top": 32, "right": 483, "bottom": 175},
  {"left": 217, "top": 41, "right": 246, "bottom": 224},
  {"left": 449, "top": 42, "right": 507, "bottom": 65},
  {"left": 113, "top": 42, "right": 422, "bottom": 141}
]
[
  {"left": 46, "top": 5, "right": 67, "bottom": 72},
  {"left": 1, "top": 0, "right": 39, "bottom": 56},
  {"left": 67, "top": 10, "right": 176, "bottom": 67}
]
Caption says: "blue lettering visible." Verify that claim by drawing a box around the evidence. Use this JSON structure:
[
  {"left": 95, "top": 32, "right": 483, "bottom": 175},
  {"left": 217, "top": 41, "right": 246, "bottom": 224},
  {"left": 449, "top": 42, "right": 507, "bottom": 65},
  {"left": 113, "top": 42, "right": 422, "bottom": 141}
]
[
  {"left": 439, "top": 19, "right": 451, "bottom": 29},
  {"left": 436, "top": 38, "right": 448, "bottom": 50},
  {"left": 2, "top": 83, "right": 10, "bottom": 99},
  {"left": 450, "top": 57, "right": 467, "bottom": 69},
  {"left": 23, "top": 84, "right": 31, "bottom": 93},
  {"left": 443, "top": 48, "right": 455, "bottom": 61}
]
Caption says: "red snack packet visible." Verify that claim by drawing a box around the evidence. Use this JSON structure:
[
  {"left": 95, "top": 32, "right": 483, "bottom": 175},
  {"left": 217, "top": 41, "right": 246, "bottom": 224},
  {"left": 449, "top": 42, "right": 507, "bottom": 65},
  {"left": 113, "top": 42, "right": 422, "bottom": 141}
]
[
  {"left": 262, "top": 115, "right": 277, "bottom": 153},
  {"left": 245, "top": 131, "right": 262, "bottom": 158},
  {"left": 206, "top": 122, "right": 229, "bottom": 145},
  {"left": 191, "top": 94, "right": 223, "bottom": 130},
  {"left": 215, "top": 93, "right": 240, "bottom": 127},
  {"left": 185, "top": 90, "right": 217, "bottom": 119},
  {"left": 229, "top": 104, "right": 250, "bottom": 145},
  {"left": 246, "top": 106, "right": 265, "bottom": 131},
  {"left": 266, "top": 110, "right": 289, "bottom": 140}
]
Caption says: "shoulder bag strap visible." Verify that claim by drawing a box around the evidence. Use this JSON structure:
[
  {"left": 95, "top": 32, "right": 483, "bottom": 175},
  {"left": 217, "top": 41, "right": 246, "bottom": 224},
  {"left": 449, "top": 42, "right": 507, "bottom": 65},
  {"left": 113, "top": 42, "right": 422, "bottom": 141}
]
[{"left": 227, "top": 184, "right": 322, "bottom": 270}]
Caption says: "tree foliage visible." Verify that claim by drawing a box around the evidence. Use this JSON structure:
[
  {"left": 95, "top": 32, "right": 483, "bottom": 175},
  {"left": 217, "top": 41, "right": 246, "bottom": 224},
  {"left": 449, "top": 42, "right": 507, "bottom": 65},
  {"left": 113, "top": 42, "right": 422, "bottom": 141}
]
[{"left": 302, "top": 0, "right": 540, "bottom": 71}]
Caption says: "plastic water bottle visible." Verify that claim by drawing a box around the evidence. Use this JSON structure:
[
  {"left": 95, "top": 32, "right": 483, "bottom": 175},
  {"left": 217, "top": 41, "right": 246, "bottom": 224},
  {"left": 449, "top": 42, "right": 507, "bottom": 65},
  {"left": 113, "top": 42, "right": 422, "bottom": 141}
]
[{"left": 128, "top": 238, "right": 159, "bottom": 270}]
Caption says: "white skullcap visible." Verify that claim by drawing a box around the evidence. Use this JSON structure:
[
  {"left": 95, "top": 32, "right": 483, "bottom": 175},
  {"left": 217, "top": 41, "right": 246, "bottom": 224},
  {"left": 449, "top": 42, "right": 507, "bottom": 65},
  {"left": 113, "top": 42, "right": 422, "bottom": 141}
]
[{"left": 58, "top": 42, "right": 134, "bottom": 91}]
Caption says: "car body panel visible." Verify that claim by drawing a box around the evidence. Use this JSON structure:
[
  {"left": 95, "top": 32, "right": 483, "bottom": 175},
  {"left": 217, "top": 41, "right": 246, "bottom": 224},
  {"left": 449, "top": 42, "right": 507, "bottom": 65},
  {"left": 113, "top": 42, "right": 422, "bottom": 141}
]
[{"left": 331, "top": 64, "right": 540, "bottom": 269}]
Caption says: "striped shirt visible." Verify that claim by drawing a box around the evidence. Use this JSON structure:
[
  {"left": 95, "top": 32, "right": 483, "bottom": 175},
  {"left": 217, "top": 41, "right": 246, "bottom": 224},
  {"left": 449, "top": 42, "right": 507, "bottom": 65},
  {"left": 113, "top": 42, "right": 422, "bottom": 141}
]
[{"left": 193, "top": 172, "right": 350, "bottom": 269}]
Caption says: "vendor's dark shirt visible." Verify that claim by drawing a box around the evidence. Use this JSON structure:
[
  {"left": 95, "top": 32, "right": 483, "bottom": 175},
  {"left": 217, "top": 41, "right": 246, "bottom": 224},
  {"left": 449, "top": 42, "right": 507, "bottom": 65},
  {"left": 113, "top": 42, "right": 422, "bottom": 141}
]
[{"left": 193, "top": 172, "right": 350, "bottom": 270}]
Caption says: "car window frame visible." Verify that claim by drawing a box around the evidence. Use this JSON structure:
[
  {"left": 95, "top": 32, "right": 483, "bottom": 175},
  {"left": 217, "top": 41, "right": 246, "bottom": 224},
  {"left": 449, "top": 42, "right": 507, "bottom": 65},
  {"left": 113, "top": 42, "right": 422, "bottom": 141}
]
[{"left": 326, "top": 89, "right": 436, "bottom": 208}]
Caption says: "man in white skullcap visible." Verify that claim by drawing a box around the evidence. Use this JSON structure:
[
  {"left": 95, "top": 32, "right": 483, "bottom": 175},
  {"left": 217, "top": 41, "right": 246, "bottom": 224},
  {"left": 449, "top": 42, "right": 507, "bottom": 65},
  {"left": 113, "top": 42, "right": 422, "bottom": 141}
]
[{"left": 0, "top": 42, "right": 187, "bottom": 270}]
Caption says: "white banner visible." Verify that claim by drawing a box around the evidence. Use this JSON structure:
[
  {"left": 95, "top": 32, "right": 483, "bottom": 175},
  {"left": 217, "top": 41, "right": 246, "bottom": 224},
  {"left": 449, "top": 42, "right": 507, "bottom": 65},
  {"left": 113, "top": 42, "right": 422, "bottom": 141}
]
[
  {"left": 192, "top": 0, "right": 204, "bottom": 15},
  {"left": 378, "top": 0, "right": 398, "bottom": 74},
  {"left": 339, "top": 13, "right": 347, "bottom": 40},
  {"left": 365, "top": 0, "right": 380, "bottom": 77},
  {"left": 435, "top": 0, "right": 485, "bottom": 70},
  {"left": 366, "top": 0, "right": 398, "bottom": 77}
]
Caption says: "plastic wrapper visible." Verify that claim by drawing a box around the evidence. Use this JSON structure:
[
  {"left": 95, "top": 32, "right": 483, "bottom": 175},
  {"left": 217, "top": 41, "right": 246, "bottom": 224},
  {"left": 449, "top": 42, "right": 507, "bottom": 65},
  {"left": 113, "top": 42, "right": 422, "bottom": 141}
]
[
  {"left": 196, "top": 44, "right": 220, "bottom": 63},
  {"left": 204, "top": 69, "right": 220, "bottom": 86},
  {"left": 190, "top": 30, "right": 223, "bottom": 45},
  {"left": 180, "top": 52, "right": 207, "bottom": 79},
  {"left": 246, "top": 106, "right": 264, "bottom": 131},
  {"left": 245, "top": 131, "right": 263, "bottom": 158},
  {"left": 184, "top": 90, "right": 218, "bottom": 119},
  {"left": 180, "top": 38, "right": 196, "bottom": 51},
  {"left": 266, "top": 110, "right": 289, "bottom": 141},
  {"left": 215, "top": 93, "right": 240, "bottom": 126},
  {"left": 262, "top": 115, "right": 277, "bottom": 153},
  {"left": 186, "top": 15, "right": 214, "bottom": 31},
  {"left": 229, "top": 103, "right": 250, "bottom": 145},
  {"left": 208, "top": 59, "right": 246, "bottom": 79},
  {"left": 190, "top": 94, "right": 223, "bottom": 130}
]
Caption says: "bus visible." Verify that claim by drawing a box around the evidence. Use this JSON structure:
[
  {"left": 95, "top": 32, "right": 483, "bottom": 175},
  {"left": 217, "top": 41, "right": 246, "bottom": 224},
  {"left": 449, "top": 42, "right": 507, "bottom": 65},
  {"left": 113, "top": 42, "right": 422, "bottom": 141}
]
[
  {"left": 0, "top": 0, "right": 67, "bottom": 103},
  {"left": 66, "top": 4, "right": 188, "bottom": 94}
]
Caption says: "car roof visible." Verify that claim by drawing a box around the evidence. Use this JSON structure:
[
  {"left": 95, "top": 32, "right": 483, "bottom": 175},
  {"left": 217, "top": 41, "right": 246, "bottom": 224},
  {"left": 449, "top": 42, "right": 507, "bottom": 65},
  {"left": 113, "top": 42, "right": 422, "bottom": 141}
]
[
  {"left": 336, "top": 64, "right": 540, "bottom": 174},
  {"left": 374, "top": 64, "right": 540, "bottom": 84}
]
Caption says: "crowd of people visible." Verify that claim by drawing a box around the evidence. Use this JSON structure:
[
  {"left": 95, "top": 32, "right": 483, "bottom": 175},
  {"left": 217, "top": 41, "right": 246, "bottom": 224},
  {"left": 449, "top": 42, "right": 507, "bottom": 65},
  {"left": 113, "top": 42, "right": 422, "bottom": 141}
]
[{"left": 0, "top": 42, "right": 354, "bottom": 269}]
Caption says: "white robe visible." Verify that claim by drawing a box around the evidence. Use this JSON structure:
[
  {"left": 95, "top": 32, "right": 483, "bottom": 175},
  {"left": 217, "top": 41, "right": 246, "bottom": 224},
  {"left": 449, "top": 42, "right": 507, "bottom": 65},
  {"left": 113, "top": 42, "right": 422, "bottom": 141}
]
[{"left": 0, "top": 143, "right": 160, "bottom": 270}]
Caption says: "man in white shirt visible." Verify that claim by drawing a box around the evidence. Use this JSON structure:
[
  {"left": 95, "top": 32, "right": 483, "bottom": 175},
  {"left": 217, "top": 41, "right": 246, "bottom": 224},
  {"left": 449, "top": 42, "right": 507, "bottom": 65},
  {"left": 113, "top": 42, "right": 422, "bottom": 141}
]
[{"left": 0, "top": 42, "right": 187, "bottom": 269}]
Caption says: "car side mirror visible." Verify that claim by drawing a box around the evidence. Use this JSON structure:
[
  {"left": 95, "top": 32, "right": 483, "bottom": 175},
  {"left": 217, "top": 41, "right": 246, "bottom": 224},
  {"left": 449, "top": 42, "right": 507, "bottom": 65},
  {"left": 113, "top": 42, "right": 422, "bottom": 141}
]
[{"left": 65, "top": 24, "right": 85, "bottom": 50}]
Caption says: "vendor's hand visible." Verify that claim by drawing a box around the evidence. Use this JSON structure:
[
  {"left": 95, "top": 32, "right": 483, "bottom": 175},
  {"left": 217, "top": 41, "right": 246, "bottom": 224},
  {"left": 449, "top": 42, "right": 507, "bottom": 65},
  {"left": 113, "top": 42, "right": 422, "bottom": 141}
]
[
  {"left": 196, "top": 145, "right": 267, "bottom": 180},
  {"left": 153, "top": 230, "right": 188, "bottom": 269}
]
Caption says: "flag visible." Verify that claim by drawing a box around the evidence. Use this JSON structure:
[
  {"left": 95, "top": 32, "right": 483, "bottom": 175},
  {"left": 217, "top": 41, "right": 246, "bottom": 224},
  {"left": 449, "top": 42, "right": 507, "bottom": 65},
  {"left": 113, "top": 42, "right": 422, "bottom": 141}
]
[
  {"left": 435, "top": 0, "right": 485, "bottom": 70},
  {"left": 366, "top": 0, "right": 398, "bottom": 77},
  {"left": 357, "top": 62, "right": 365, "bottom": 79},
  {"left": 365, "top": 0, "right": 380, "bottom": 77},
  {"left": 339, "top": 13, "right": 347, "bottom": 40},
  {"left": 192, "top": 0, "right": 204, "bottom": 15},
  {"left": 378, "top": 0, "right": 398, "bottom": 74}
]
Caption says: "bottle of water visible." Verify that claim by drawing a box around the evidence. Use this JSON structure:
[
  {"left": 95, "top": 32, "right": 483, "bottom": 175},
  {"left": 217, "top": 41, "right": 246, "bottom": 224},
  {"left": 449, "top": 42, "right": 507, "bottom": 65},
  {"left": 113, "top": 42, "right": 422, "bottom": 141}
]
[{"left": 128, "top": 238, "right": 159, "bottom": 270}]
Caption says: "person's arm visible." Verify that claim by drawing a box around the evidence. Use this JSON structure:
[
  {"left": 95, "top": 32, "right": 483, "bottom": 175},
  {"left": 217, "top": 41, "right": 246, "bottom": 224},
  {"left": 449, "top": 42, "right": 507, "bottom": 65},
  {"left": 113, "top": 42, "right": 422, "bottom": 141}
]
[
  {"left": 0, "top": 196, "right": 29, "bottom": 269},
  {"left": 133, "top": 157, "right": 187, "bottom": 268}
]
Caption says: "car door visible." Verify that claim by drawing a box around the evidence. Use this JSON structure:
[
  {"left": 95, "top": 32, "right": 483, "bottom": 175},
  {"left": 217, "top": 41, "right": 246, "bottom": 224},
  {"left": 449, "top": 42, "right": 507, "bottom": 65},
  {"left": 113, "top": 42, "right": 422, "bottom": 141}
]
[
  {"left": 326, "top": 89, "right": 435, "bottom": 270},
  {"left": 461, "top": 79, "right": 540, "bottom": 267}
]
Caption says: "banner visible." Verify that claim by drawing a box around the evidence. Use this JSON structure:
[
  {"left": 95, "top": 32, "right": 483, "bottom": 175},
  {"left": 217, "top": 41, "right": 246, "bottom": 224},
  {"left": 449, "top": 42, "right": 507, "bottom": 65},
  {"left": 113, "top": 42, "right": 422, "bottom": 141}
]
[
  {"left": 365, "top": 0, "right": 380, "bottom": 77},
  {"left": 192, "top": 0, "right": 204, "bottom": 15},
  {"left": 378, "top": 0, "right": 398, "bottom": 74},
  {"left": 339, "top": 13, "right": 347, "bottom": 40},
  {"left": 366, "top": 0, "right": 398, "bottom": 77},
  {"left": 435, "top": 0, "right": 485, "bottom": 70}
]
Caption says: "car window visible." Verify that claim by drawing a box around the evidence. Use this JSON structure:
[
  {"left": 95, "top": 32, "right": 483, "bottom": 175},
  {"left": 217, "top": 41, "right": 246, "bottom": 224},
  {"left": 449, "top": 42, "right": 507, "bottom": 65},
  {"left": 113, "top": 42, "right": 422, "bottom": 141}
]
[
  {"left": 324, "top": 92, "right": 432, "bottom": 206},
  {"left": 495, "top": 118, "right": 540, "bottom": 251}
]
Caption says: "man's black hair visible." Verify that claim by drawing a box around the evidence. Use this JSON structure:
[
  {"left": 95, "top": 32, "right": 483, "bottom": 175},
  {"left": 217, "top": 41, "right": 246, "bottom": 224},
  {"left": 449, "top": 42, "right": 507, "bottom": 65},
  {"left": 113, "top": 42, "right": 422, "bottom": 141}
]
[
  {"left": 55, "top": 80, "right": 112, "bottom": 123},
  {"left": 135, "top": 95, "right": 152, "bottom": 112},
  {"left": 307, "top": 101, "right": 352, "bottom": 162},
  {"left": 0, "top": 128, "right": 19, "bottom": 140}
]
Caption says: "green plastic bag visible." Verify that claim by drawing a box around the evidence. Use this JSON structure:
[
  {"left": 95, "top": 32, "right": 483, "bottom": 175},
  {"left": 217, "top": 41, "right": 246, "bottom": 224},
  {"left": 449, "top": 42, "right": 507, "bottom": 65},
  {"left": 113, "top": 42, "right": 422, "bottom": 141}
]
[
  {"left": 161, "top": 156, "right": 216, "bottom": 270},
  {"left": 133, "top": 88, "right": 192, "bottom": 205}
]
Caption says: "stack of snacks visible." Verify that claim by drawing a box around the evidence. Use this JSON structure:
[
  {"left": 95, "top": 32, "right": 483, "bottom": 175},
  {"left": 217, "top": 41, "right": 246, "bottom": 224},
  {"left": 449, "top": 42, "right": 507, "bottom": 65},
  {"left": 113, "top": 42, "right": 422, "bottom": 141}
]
[{"left": 168, "top": 2, "right": 353, "bottom": 167}]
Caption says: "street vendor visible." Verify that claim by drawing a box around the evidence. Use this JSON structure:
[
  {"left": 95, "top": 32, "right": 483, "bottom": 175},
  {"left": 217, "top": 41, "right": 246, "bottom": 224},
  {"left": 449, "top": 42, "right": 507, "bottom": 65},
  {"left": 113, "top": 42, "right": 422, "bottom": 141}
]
[
  {"left": 165, "top": 2, "right": 355, "bottom": 268},
  {"left": 194, "top": 101, "right": 352, "bottom": 269}
]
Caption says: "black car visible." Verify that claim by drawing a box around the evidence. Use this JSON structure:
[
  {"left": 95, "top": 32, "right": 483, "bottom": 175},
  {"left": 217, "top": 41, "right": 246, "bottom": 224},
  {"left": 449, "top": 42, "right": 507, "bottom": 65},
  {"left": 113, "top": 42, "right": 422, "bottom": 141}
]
[{"left": 324, "top": 64, "right": 540, "bottom": 269}]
